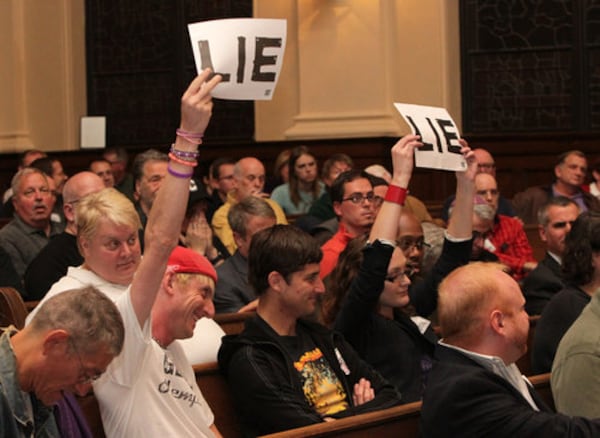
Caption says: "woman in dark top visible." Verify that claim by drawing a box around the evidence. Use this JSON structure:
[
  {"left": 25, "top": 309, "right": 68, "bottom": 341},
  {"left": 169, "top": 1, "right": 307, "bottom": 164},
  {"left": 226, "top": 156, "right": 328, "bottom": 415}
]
[
  {"left": 322, "top": 135, "right": 477, "bottom": 402},
  {"left": 532, "top": 211, "right": 600, "bottom": 374}
]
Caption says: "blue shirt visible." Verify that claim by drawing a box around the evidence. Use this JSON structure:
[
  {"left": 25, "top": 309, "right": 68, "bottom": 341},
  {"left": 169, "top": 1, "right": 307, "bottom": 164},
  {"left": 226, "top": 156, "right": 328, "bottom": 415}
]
[{"left": 0, "top": 327, "right": 59, "bottom": 437}]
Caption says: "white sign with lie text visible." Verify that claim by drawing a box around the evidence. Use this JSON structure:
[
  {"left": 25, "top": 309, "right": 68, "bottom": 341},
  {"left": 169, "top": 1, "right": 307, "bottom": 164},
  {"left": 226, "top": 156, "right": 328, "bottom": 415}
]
[
  {"left": 394, "top": 103, "right": 466, "bottom": 171},
  {"left": 188, "top": 18, "right": 286, "bottom": 100}
]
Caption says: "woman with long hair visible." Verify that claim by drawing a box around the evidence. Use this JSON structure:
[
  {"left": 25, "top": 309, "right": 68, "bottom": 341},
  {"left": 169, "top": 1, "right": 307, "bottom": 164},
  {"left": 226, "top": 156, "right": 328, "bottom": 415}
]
[
  {"left": 271, "top": 145, "right": 325, "bottom": 215},
  {"left": 322, "top": 135, "right": 477, "bottom": 402}
]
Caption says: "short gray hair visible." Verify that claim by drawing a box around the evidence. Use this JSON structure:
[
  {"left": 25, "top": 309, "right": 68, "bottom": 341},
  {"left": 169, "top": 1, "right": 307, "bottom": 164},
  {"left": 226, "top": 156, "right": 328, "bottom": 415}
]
[
  {"left": 132, "top": 149, "right": 168, "bottom": 183},
  {"left": 11, "top": 168, "right": 48, "bottom": 195},
  {"left": 29, "top": 286, "right": 125, "bottom": 356},
  {"left": 228, "top": 196, "right": 275, "bottom": 236},
  {"left": 537, "top": 196, "right": 579, "bottom": 226}
]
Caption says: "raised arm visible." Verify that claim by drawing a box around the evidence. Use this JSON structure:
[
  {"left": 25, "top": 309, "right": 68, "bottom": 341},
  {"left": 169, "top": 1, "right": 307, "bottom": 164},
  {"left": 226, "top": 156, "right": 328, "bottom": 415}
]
[
  {"left": 447, "top": 139, "right": 477, "bottom": 239},
  {"left": 408, "top": 139, "right": 477, "bottom": 317},
  {"left": 368, "top": 134, "right": 423, "bottom": 242},
  {"left": 334, "top": 135, "right": 422, "bottom": 331},
  {"left": 130, "top": 70, "right": 221, "bottom": 326}
]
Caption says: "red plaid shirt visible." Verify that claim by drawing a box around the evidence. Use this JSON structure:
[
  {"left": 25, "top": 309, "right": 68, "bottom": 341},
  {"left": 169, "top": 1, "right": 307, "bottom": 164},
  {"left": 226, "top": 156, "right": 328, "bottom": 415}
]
[{"left": 488, "top": 214, "right": 535, "bottom": 280}]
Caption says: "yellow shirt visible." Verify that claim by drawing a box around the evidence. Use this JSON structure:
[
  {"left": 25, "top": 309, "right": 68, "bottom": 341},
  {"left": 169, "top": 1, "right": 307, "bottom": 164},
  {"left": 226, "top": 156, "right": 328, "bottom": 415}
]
[{"left": 211, "top": 191, "right": 288, "bottom": 255}]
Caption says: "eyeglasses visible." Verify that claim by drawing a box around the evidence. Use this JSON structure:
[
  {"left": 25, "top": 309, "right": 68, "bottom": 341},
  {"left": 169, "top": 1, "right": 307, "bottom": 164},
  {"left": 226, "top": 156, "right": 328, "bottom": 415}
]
[
  {"left": 477, "top": 163, "right": 496, "bottom": 171},
  {"left": 397, "top": 237, "right": 430, "bottom": 252},
  {"left": 385, "top": 270, "right": 411, "bottom": 283},
  {"left": 341, "top": 192, "right": 377, "bottom": 205},
  {"left": 70, "top": 339, "right": 102, "bottom": 384}
]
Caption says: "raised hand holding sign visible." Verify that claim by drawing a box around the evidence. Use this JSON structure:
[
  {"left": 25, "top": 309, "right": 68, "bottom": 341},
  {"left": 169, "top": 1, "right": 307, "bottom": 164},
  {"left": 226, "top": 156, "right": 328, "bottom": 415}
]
[
  {"left": 394, "top": 103, "right": 466, "bottom": 172},
  {"left": 188, "top": 18, "right": 287, "bottom": 100}
]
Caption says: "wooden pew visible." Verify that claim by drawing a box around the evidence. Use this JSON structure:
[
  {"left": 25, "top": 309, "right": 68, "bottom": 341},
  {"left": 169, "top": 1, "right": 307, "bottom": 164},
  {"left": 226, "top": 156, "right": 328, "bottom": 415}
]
[
  {"left": 260, "top": 402, "right": 422, "bottom": 438},
  {"left": 529, "top": 372, "right": 554, "bottom": 412},
  {"left": 0, "top": 287, "right": 28, "bottom": 328},
  {"left": 515, "top": 315, "right": 541, "bottom": 377},
  {"left": 260, "top": 373, "right": 553, "bottom": 438},
  {"left": 77, "top": 359, "right": 553, "bottom": 438},
  {"left": 214, "top": 311, "right": 254, "bottom": 336},
  {"left": 193, "top": 361, "right": 243, "bottom": 438},
  {"left": 78, "top": 361, "right": 244, "bottom": 438},
  {"left": 523, "top": 223, "right": 545, "bottom": 262}
]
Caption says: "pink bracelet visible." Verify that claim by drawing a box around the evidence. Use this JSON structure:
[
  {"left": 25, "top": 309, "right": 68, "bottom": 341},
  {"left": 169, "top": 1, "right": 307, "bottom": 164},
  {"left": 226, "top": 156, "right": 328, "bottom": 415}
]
[
  {"left": 176, "top": 128, "right": 203, "bottom": 145},
  {"left": 167, "top": 164, "right": 194, "bottom": 179},
  {"left": 169, "top": 152, "right": 198, "bottom": 167},
  {"left": 384, "top": 185, "right": 408, "bottom": 206}
]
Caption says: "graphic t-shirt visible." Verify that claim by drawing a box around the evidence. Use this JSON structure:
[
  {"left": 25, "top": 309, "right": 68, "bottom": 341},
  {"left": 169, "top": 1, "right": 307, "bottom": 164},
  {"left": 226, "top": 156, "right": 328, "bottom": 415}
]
[
  {"left": 281, "top": 330, "right": 348, "bottom": 416},
  {"left": 94, "top": 290, "right": 215, "bottom": 437}
]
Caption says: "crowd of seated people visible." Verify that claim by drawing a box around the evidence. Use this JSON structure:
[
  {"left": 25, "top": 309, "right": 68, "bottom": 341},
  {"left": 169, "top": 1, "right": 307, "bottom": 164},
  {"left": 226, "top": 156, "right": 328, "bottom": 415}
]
[{"left": 3, "top": 74, "right": 600, "bottom": 436}]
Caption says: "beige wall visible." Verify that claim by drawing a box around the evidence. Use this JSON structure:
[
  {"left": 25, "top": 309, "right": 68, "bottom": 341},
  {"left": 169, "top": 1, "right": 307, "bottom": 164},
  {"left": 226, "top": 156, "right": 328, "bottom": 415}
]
[
  {"left": 255, "top": 0, "right": 461, "bottom": 141},
  {"left": 0, "top": 0, "right": 459, "bottom": 152},
  {"left": 0, "top": 0, "right": 86, "bottom": 153}
]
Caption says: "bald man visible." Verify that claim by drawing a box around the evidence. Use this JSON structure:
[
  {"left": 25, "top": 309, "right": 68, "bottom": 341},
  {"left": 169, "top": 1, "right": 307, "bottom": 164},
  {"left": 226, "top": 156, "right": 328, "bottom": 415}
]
[
  {"left": 441, "top": 147, "right": 516, "bottom": 222},
  {"left": 212, "top": 157, "right": 287, "bottom": 254},
  {"left": 420, "top": 262, "right": 600, "bottom": 437},
  {"left": 473, "top": 173, "right": 537, "bottom": 280},
  {"left": 24, "top": 172, "right": 105, "bottom": 300}
]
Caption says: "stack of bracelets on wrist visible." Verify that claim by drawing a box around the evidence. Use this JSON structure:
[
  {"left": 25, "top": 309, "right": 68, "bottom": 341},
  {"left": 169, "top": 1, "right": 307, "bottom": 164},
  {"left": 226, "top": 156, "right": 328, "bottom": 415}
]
[
  {"left": 384, "top": 185, "right": 408, "bottom": 206},
  {"left": 176, "top": 128, "right": 203, "bottom": 145},
  {"left": 168, "top": 142, "right": 200, "bottom": 179}
]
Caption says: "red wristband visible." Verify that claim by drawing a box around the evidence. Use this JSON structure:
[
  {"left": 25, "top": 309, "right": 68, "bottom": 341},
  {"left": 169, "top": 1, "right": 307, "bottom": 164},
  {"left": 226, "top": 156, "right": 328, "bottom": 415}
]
[{"left": 385, "top": 185, "right": 408, "bottom": 206}]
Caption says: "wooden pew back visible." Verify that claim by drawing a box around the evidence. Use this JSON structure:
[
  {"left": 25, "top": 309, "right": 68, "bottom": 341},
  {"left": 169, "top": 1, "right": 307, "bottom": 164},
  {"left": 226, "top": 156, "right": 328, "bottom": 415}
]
[
  {"left": 523, "top": 223, "right": 546, "bottom": 262},
  {"left": 78, "top": 361, "right": 244, "bottom": 438},
  {"left": 214, "top": 311, "right": 254, "bottom": 335},
  {"left": 193, "top": 361, "right": 243, "bottom": 438},
  {"left": 515, "top": 315, "right": 541, "bottom": 377},
  {"left": 260, "top": 402, "right": 422, "bottom": 438},
  {"left": 0, "top": 287, "right": 28, "bottom": 329},
  {"left": 529, "top": 372, "right": 554, "bottom": 412},
  {"left": 76, "top": 362, "right": 553, "bottom": 438}
]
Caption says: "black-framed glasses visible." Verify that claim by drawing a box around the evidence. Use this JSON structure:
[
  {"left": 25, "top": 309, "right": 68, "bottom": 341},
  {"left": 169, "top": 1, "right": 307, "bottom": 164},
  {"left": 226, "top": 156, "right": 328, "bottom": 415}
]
[
  {"left": 342, "top": 191, "right": 376, "bottom": 205},
  {"left": 397, "top": 237, "right": 430, "bottom": 252},
  {"left": 69, "top": 339, "right": 102, "bottom": 384},
  {"left": 385, "top": 270, "right": 410, "bottom": 283}
]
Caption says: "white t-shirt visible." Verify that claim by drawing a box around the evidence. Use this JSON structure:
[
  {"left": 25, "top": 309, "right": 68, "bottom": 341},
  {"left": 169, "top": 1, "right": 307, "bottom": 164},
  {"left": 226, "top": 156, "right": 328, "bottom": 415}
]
[
  {"left": 25, "top": 266, "right": 225, "bottom": 363},
  {"left": 26, "top": 266, "right": 128, "bottom": 324},
  {"left": 94, "top": 291, "right": 215, "bottom": 437},
  {"left": 179, "top": 318, "right": 225, "bottom": 365}
]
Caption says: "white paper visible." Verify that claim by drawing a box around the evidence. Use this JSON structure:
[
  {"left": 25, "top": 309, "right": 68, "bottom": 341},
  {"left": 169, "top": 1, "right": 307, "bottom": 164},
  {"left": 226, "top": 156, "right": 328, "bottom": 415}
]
[
  {"left": 188, "top": 18, "right": 287, "bottom": 101},
  {"left": 394, "top": 103, "right": 466, "bottom": 172},
  {"left": 80, "top": 116, "right": 106, "bottom": 149}
]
